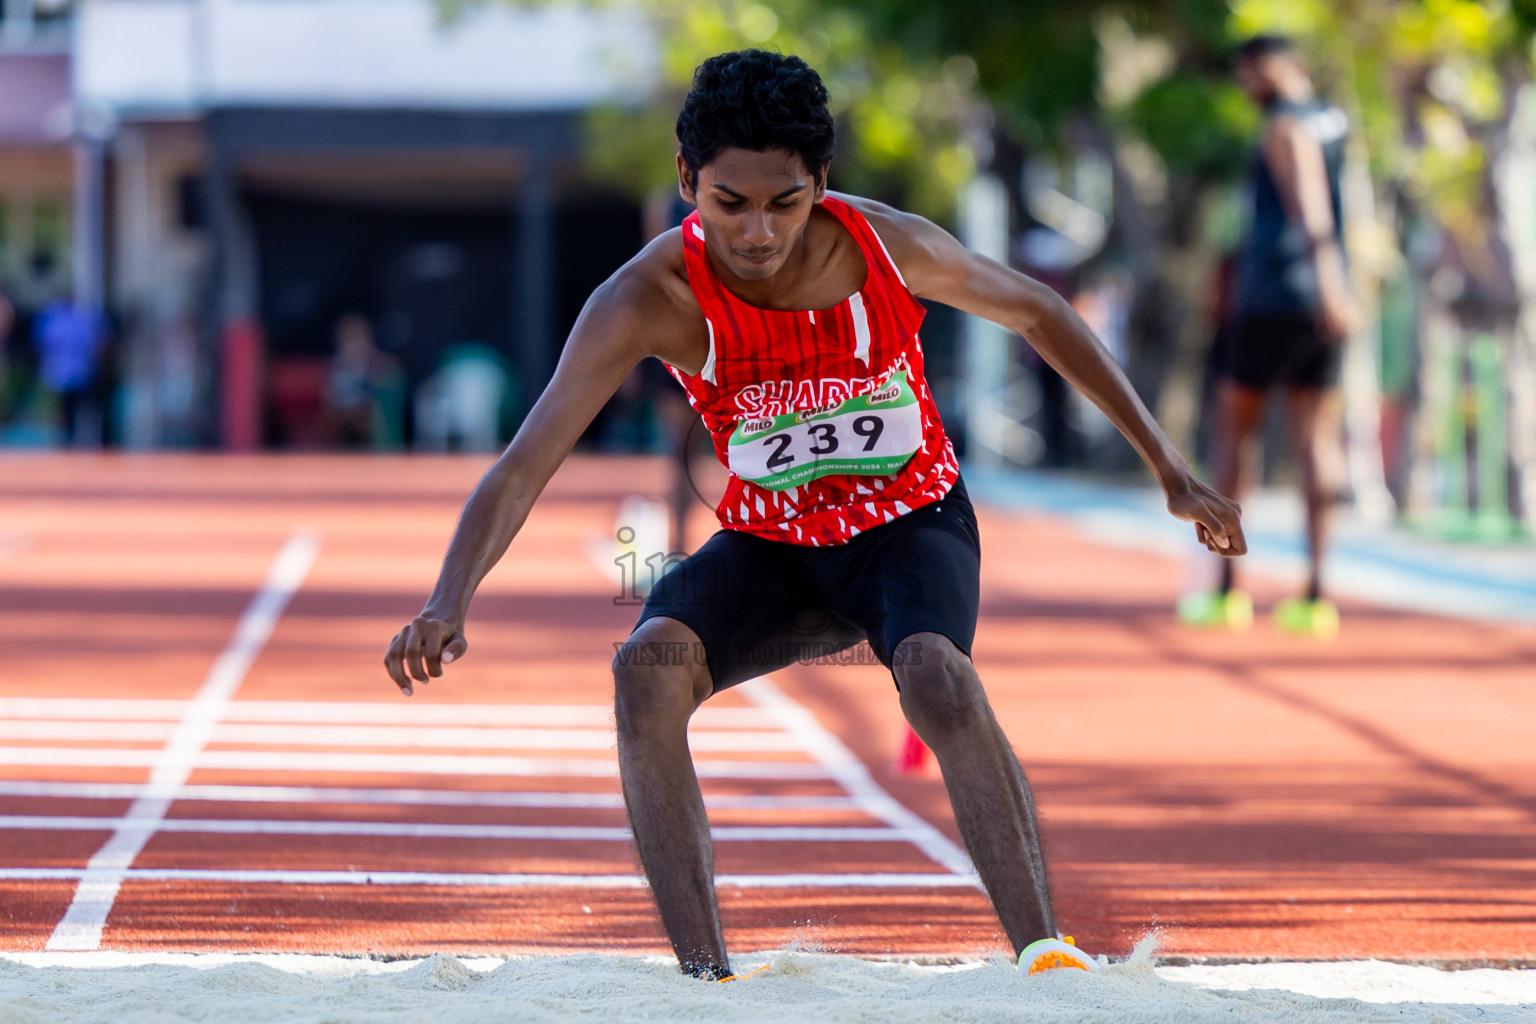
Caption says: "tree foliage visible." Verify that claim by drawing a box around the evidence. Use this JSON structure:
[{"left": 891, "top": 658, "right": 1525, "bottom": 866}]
[
  {"left": 1225, "top": 0, "right": 1534, "bottom": 243},
  {"left": 466, "top": 0, "right": 1535, "bottom": 267},
  {"left": 574, "top": 0, "right": 982, "bottom": 216}
]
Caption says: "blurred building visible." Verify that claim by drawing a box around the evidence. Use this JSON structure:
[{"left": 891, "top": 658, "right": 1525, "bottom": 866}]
[
  {"left": 1, "top": 0, "right": 654, "bottom": 448},
  {"left": 0, "top": 3, "right": 74, "bottom": 310}
]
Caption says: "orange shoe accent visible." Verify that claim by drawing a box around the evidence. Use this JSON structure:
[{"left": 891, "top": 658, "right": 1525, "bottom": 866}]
[
  {"left": 1028, "top": 951, "right": 1092, "bottom": 975},
  {"left": 1018, "top": 937, "right": 1098, "bottom": 974},
  {"left": 717, "top": 964, "right": 769, "bottom": 983}
]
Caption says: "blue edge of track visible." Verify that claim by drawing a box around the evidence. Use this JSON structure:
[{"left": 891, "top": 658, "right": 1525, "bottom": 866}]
[{"left": 963, "top": 465, "right": 1536, "bottom": 626}]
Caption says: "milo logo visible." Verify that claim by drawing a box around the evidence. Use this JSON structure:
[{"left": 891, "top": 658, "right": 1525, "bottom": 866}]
[
  {"left": 738, "top": 417, "right": 775, "bottom": 437},
  {"left": 794, "top": 399, "right": 842, "bottom": 422},
  {"left": 867, "top": 382, "right": 902, "bottom": 405}
]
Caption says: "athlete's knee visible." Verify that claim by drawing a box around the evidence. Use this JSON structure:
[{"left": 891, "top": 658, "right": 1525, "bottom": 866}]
[
  {"left": 612, "top": 622, "right": 710, "bottom": 742},
  {"left": 612, "top": 658, "right": 697, "bottom": 743},
  {"left": 894, "top": 633, "right": 986, "bottom": 737}
]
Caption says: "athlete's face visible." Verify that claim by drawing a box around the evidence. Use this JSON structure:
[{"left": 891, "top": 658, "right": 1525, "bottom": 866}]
[
  {"left": 1235, "top": 54, "right": 1285, "bottom": 107},
  {"left": 679, "top": 147, "right": 826, "bottom": 282}
]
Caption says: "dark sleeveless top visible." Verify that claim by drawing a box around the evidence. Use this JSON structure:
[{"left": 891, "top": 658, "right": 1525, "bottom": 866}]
[{"left": 1232, "top": 97, "right": 1347, "bottom": 317}]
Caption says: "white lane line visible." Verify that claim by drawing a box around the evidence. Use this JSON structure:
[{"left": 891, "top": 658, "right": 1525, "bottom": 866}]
[
  {"left": 0, "top": 781, "right": 859, "bottom": 813},
  {"left": 740, "top": 677, "right": 981, "bottom": 884},
  {"left": 5, "top": 868, "right": 974, "bottom": 889},
  {"left": 0, "top": 748, "right": 828, "bottom": 780},
  {"left": 0, "top": 529, "right": 31, "bottom": 562},
  {"left": 0, "top": 721, "right": 802, "bottom": 752},
  {"left": 0, "top": 816, "right": 918, "bottom": 843},
  {"left": 0, "top": 699, "right": 772, "bottom": 729},
  {"left": 45, "top": 530, "right": 321, "bottom": 953}
]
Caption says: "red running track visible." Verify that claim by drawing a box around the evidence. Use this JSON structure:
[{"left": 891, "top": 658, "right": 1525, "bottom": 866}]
[{"left": 1, "top": 454, "right": 1533, "bottom": 963}]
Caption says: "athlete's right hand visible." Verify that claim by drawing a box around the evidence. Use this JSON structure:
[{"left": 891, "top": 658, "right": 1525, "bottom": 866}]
[
  {"left": 384, "top": 615, "right": 468, "bottom": 697},
  {"left": 1317, "top": 285, "right": 1358, "bottom": 341},
  {"left": 1164, "top": 474, "right": 1247, "bottom": 557}
]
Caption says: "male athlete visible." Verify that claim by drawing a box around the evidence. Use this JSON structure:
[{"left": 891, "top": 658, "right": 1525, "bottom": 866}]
[
  {"left": 385, "top": 50, "right": 1245, "bottom": 979},
  {"left": 1182, "top": 35, "right": 1355, "bottom": 636}
]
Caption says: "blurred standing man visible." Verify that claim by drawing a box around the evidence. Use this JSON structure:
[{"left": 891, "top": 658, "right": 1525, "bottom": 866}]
[
  {"left": 0, "top": 290, "right": 15, "bottom": 422},
  {"left": 1181, "top": 35, "right": 1356, "bottom": 636},
  {"left": 327, "top": 313, "right": 404, "bottom": 449},
  {"left": 0, "top": 290, "right": 13, "bottom": 352},
  {"left": 0, "top": 289, "right": 14, "bottom": 377},
  {"left": 32, "top": 292, "right": 108, "bottom": 448},
  {"left": 386, "top": 50, "right": 1245, "bottom": 980}
]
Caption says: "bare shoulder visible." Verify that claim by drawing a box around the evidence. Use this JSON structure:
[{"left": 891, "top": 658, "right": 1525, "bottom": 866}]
[
  {"left": 1262, "top": 113, "right": 1316, "bottom": 154},
  {"left": 601, "top": 228, "right": 693, "bottom": 321},
  {"left": 833, "top": 192, "right": 969, "bottom": 290},
  {"left": 835, "top": 193, "right": 952, "bottom": 252},
  {"left": 586, "top": 228, "right": 707, "bottom": 367}
]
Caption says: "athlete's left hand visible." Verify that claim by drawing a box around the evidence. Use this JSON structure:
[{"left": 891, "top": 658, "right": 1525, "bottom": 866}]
[{"left": 1164, "top": 475, "right": 1246, "bottom": 557}]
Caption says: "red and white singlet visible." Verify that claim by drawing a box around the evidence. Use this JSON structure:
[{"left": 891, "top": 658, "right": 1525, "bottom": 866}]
[{"left": 668, "top": 195, "right": 960, "bottom": 547}]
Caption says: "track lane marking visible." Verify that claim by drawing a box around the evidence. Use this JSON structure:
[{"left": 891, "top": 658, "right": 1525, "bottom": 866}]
[
  {"left": 0, "top": 528, "right": 31, "bottom": 563},
  {"left": 739, "top": 677, "right": 981, "bottom": 884},
  {"left": 44, "top": 530, "right": 321, "bottom": 952},
  {"left": 0, "top": 699, "right": 775, "bottom": 729},
  {"left": 15, "top": 629, "right": 975, "bottom": 927},
  {"left": 0, "top": 721, "right": 803, "bottom": 752},
  {"left": 0, "top": 748, "right": 829, "bottom": 779},
  {"left": 0, "top": 815, "right": 924, "bottom": 843},
  {"left": 6, "top": 868, "right": 974, "bottom": 888},
  {"left": 0, "top": 781, "right": 858, "bottom": 812}
]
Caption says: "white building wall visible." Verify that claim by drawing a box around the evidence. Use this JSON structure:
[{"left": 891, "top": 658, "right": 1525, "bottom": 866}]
[
  {"left": 75, "top": 0, "right": 655, "bottom": 115},
  {"left": 74, "top": 1, "right": 197, "bottom": 112}
]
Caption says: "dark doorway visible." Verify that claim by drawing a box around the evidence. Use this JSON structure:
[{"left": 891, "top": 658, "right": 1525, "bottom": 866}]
[
  {"left": 247, "top": 192, "right": 513, "bottom": 447},
  {"left": 246, "top": 184, "right": 644, "bottom": 449},
  {"left": 249, "top": 192, "right": 514, "bottom": 378}
]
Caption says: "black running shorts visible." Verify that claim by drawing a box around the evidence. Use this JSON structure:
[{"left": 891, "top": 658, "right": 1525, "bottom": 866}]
[
  {"left": 632, "top": 476, "right": 982, "bottom": 692},
  {"left": 1223, "top": 312, "right": 1341, "bottom": 390}
]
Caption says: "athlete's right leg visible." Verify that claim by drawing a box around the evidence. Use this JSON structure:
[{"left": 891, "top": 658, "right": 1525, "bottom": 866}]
[
  {"left": 1284, "top": 385, "right": 1331, "bottom": 601},
  {"left": 617, "top": 528, "right": 847, "bottom": 977},
  {"left": 1213, "top": 378, "right": 1267, "bottom": 594},
  {"left": 612, "top": 614, "right": 725, "bottom": 978}
]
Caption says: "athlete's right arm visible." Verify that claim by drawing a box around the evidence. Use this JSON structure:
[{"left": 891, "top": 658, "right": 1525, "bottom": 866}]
[{"left": 384, "top": 245, "right": 695, "bottom": 696}]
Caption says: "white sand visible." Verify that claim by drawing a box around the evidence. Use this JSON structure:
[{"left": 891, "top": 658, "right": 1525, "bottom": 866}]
[{"left": 3, "top": 943, "right": 1535, "bottom": 1024}]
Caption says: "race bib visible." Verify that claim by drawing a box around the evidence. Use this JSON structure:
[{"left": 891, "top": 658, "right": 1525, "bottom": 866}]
[{"left": 727, "top": 370, "right": 923, "bottom": 491}]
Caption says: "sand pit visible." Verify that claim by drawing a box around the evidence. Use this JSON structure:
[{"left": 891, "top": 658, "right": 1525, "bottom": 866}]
[{"left": 4, "top": 944, "right": 1535, "bottom": 1024}]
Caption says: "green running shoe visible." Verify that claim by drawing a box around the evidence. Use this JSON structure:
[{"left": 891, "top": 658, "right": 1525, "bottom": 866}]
[
  {"left": 1176, "top": 590, "right": 1253, "bottom": 631},
  {"left": 1274, "top": 596, "right": 1340, "bottom": 638}
]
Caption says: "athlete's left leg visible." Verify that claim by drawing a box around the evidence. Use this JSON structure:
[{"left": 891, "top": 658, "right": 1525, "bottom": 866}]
[
  {"left": 824, "top": 479, "right": 1054, "bottom": 953},
  {"left": 1213, "top": 378, "right": 1268, "bottom": 596},
  {"left": 893, "top": 632, "right": 1054, "bottom": 955}
]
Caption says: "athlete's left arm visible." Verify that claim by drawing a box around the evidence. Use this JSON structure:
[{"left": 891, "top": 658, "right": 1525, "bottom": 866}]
[{"left": 858, "top": 198, "right": 1245, "bottom": 556}]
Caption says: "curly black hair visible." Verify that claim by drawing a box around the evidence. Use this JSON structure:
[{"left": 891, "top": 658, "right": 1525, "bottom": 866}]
[
  {"left": 1232, "top": 34, "right": 1297, "bottom": 64},
  {"left": 676, "top": 50, "right": 835, "bottom": 184}
]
